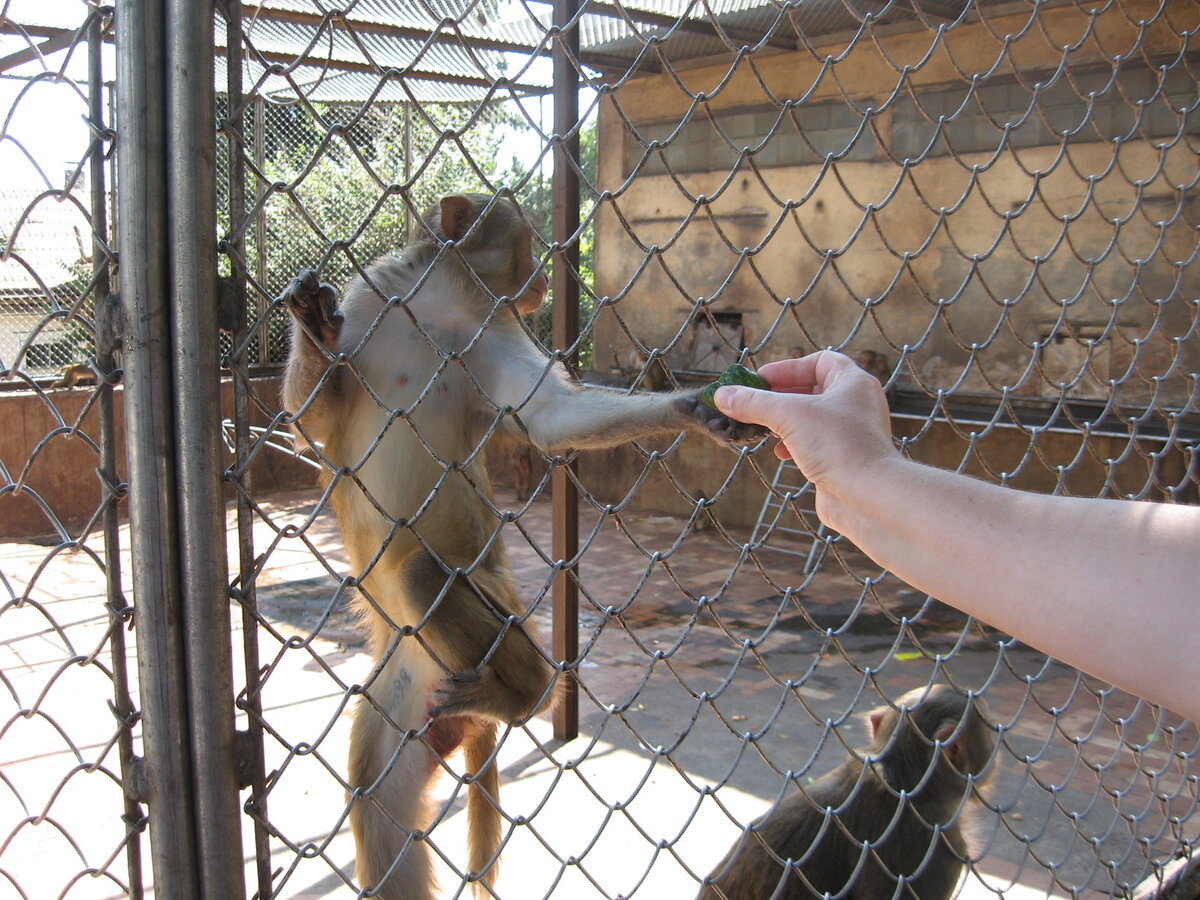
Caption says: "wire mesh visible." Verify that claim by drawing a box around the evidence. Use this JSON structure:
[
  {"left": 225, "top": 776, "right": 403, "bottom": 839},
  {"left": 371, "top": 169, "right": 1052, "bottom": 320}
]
[
  {"left": 219, "top": 1, "right": 1199, "bottom": 898},
  {"left": 1, "top": 0, "right": 1196, "bottom": 898},
  {"left": 0, "top": 5, "right": 144, "bottom": 899}
]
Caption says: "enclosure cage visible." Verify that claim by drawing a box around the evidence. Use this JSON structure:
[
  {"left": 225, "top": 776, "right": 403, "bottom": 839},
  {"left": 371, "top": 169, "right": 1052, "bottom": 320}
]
[{"left": 0, "top": 0, "right": 1198, "bottom": 898}]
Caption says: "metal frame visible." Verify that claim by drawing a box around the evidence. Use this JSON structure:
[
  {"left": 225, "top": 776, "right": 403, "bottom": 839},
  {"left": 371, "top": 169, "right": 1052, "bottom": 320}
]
[{"left": 115, "top": 1, "right": 245, "bottom": 895}]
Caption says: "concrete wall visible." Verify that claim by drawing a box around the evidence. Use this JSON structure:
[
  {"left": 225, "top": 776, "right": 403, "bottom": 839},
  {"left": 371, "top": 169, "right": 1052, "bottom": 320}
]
[
  {"left": 574, "top": 0, "right": 1197, "bottom": 526},
  {"left": 590, "top": 0, "right": 1198, "bottom": 410},
  {"left": 5, "top": 375, "right": 1189, "bottom": 544},
  {"left": 0, "top": 375, "right": 317, "bottom": 541}
]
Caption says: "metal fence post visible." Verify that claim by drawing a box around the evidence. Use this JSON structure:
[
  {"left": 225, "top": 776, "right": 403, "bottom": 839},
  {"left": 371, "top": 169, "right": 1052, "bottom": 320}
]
[
  {"left": 552, "top": 0, "right": 582, "bottom": 741},
  {"left": 117, "top": 1, "right": 245, "bottom": 895},
  {"left": 167, "top": 1, "right": 246, "bottom": 896},
  {"left": 91, "top": 8, "right": 146, "bottom": 896},
  {"left": 115, "top": 1, "right": 200, "bottom": 893}
]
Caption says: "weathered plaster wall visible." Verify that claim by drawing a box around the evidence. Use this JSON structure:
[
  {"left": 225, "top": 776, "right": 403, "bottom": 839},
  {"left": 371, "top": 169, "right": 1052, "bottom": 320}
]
[
  {"left": 578, "top": 0, "right": 1197, "bottom": 526},
  {"left": 591, "top": 0, "right": 1198, "bottom": 408}
]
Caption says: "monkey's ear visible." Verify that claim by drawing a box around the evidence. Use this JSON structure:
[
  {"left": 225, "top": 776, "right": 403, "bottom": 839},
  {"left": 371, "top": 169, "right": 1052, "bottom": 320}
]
[
  {"left": 439, "top": 195, "right": 477, "bottom": 242},
  {"left": 867, "top": 705, "right": 889, "bottom": 739},
  {"left": 934, "top": 719, "right": 965, "bottom": 766}
]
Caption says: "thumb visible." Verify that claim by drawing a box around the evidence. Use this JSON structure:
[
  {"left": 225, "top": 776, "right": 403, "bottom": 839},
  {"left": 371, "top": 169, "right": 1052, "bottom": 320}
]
[{"left": 713, "top": 384, "right": 776, "bottom": 428}]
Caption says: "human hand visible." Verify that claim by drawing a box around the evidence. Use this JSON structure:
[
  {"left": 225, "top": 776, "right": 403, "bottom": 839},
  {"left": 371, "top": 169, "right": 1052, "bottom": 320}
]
[{"left": 713, "top": 350, "right": 897, "bottom": 491}]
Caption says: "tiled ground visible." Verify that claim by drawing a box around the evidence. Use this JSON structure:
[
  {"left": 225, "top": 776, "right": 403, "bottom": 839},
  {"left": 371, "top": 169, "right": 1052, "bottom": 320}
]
[{"left": 1, "top": 485, "right": 1196, "bottom": 899}]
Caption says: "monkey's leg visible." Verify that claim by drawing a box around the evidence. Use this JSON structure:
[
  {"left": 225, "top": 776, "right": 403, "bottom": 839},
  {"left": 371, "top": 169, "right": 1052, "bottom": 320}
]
[
  {"left": 348, "top": 650, "right": 441, "bottom": 900},
  {"left": 402, "top": 552, "right": 559, "bottom": 724}
]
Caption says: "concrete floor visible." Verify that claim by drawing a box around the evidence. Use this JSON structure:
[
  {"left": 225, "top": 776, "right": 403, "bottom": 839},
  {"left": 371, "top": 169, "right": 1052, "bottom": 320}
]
[{"left": 1, "top": 485, "right": 1196, "bottom": 899}]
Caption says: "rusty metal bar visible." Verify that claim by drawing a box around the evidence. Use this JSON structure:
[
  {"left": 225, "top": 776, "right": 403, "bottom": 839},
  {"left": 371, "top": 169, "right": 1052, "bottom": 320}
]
[
  {"left": 551, "top": 0, "right": 582, "bottom": 742},
  {"left": 0, "top": 29, "right": 78, "bottom": 74},
  {"left": 114, "top": 0, "right": 200, "bottom": 894},
  {"left": 167, "top": 1, "right": 246, "bottom": 896}
]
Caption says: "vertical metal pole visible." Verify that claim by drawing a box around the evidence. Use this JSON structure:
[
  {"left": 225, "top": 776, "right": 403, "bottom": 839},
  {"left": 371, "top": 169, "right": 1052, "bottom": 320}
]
[
  {"left": 91, "top": 9, "right": 144, "bottom": 897},
  {"left": 224, "top": 3, "right": 274, "bottom": 896},
  {"left": 551, "top": 0, "right": 582, "bottom": 741},
  {"left": 167, "top": 1, "right": 246, "bottom": 896},
  {"left": 253, "top": 94, "right": 268, "bottom": 362},
  {"left": 115, "top": 1, "right": 201, "bottom": 894}
]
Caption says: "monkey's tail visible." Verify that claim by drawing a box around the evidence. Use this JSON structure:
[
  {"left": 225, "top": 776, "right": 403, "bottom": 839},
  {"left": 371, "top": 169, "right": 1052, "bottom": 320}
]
[{"left": 464, "top": 718, "right": 502, "bottom": 897}]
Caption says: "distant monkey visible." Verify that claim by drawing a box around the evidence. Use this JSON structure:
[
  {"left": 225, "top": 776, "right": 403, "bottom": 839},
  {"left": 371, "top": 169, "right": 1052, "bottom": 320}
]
[
  {"left": 699, "top": 684, "right": 994, "bottom": 900},
  {"left": 51, "top": 362, "right": 98, "bottom": 388},
  {"left": 854, "top": 349, "right": 890, "bottom": 384},
  {"left": 282, "top": 192, "right": 764, "bottom": 900}
]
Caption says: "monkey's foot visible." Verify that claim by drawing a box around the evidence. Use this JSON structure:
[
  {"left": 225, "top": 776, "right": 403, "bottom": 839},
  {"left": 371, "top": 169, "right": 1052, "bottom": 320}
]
[
  {"left": 281, "top": 269, "right": 343, "bottom": 350},
  {"left": 675, "top": 392, "right": 770, "bottom": 444}
]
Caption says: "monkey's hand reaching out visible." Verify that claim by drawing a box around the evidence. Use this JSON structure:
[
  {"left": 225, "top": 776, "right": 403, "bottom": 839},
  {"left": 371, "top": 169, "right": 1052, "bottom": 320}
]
[
  {"left": 675, "top": 391, "right": 770, "bottom": 444},
  {"left": 282, "top": 269, "right": 343, "bottom": 351}
]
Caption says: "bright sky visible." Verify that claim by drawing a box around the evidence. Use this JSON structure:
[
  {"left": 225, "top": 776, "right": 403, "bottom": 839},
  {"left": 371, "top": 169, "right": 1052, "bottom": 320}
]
[{"left": 0, "top": 0, "right": 97, "bottom": 193}]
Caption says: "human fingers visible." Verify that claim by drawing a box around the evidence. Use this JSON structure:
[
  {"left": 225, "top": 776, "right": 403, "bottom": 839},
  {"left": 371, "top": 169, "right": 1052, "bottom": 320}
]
[
  {"left": 758, "top": 350, "right": 860, "bottom": 394},
  {"left": 712, "top": 383, "right": 800, "bottom": 434}
]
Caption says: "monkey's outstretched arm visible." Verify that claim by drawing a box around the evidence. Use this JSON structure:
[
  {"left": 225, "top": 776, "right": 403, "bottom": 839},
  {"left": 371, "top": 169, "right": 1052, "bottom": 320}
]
[
  {"left": 281, "top": 269, "right": 346, "bottom": 449},
  {"left": 474, "top": 332, "right": 766, "bottom": 451},
  {"left": 524, "top": 382, "right": 765, "bottom": 450}
]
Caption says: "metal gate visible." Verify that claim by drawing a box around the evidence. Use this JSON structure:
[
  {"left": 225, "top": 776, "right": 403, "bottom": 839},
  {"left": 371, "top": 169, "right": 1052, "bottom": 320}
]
[{"left": 1, "top": 1, "right": 1197, "bottom": 898}]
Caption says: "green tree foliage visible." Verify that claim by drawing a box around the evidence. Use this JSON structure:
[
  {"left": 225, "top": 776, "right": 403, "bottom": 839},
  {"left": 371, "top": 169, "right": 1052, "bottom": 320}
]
[{"left": 222, "top": 97, "right": 597, "bottom": 365}]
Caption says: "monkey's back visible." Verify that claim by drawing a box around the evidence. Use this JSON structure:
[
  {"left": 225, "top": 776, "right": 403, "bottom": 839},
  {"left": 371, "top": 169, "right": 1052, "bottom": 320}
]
[{"left": 699, "top": 758, "right": 969, "bottom": 900}]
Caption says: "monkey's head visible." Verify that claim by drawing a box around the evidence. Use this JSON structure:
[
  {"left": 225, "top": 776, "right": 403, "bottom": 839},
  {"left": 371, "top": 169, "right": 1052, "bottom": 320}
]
[
  {"left": 867, "top": 684, "right": 995, "bottom": 790},
  {"left": 426, "top": 192, "right": 549, "bottom": 315}
]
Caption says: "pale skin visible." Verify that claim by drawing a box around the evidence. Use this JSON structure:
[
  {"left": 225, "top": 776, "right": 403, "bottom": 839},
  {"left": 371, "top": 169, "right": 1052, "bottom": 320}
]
[{"left": 715, "top": 350, "right": 1200, "bottom": 723}]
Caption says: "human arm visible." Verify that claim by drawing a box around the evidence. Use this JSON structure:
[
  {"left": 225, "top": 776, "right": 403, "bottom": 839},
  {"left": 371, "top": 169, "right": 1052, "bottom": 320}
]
[{"left": 715, "top": 351, "right": 1200, "bottom": 721}]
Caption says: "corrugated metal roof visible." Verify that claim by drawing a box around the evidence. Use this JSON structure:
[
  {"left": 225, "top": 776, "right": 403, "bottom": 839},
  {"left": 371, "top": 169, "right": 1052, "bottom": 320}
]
[{"left": 224, "top": 0, "right": 1001, "bottom": 103}]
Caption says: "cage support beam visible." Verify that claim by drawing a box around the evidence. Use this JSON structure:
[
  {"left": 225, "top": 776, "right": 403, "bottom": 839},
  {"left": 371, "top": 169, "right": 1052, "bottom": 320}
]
[
  {"left": 115, "top": 1, "right": 200, "bottom": 892},
  {"left": 116, "top": 2, "right": 246, "bottom": 896},
  {"left": 551, "top": 0, "right": 582, "bottom": 742},
  {"left": 167, "top": 1, "right": 247, "bottom": 897}
]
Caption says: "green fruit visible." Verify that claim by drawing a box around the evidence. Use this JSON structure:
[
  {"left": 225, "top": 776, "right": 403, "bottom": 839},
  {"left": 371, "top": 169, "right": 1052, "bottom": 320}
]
[{"left": 700, "top": 363, "right": 769, "bottom": 408}]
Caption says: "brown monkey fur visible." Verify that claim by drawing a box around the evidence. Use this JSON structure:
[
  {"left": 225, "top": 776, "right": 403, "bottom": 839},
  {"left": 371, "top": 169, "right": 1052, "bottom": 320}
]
[
  {"left": 51, "top": 362, "right": 98, "bottom": 388},
  {"left": 282, "top": 192, "right": 765, "bottom": 899},
  {"left": 699, "top": 684, "right": 994, "bottom": 900}
]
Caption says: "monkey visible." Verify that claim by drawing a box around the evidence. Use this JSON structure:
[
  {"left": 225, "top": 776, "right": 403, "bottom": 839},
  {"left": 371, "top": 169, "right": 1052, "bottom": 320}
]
[
  {"left": 281, "top": 192, "right": 765, "bottom": 900},
  {"left": 854, "top": 349, "right": 890, "bottom": 384},
  {"left": 698, "top": 684, "right": 995, "bottom": 900},
  {"left": 51, "top": 362, "right": 98, "bottom": 388}
]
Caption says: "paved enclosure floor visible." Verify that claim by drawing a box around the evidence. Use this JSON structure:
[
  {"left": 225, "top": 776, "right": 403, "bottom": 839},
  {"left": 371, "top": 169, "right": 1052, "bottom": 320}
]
[{"left": 1, "top": 485, "right": 1196, "bottom": 899}]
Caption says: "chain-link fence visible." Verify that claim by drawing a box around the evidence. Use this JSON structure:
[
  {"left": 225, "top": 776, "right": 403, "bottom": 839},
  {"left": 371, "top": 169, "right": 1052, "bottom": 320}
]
[
  {"left": 0, "top": 5, "right": 143, "bottom": 899},
  {"left": 1, "top": 1, "right": 1197, "bottom": 898}
]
